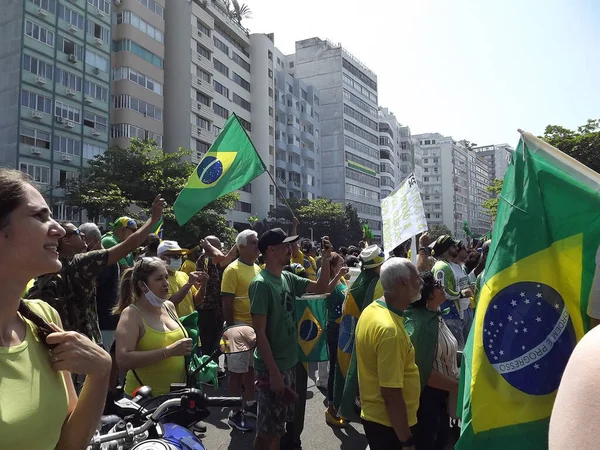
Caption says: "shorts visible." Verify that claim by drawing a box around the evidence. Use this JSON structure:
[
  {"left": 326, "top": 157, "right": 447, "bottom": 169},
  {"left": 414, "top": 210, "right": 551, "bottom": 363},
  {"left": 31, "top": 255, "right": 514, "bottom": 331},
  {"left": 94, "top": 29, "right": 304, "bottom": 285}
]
[
  {"left": 256, "top": 368, "right": 296, "bottom": 437},
  {"left": 226, "top": 351, "right": 254, "bottom": 373}
]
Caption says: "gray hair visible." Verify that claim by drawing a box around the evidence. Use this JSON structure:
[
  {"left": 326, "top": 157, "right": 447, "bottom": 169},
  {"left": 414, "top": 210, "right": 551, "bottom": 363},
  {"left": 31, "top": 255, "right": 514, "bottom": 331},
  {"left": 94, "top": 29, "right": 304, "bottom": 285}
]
[
  {"left": 80, "top": 222, "right": 101, "bottom": 243},
  {"left": 236, "top": 229, "right": 258, "bottom": 248},
  {"left": 380, "top": 257, "right": 417, "bottom": 294}
]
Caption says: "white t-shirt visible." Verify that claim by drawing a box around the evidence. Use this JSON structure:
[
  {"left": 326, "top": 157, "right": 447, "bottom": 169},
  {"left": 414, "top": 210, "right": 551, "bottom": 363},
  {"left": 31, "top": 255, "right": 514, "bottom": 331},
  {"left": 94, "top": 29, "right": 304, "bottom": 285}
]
[{"left": 451, "top": 262, "right": 471, "bottom": 311}]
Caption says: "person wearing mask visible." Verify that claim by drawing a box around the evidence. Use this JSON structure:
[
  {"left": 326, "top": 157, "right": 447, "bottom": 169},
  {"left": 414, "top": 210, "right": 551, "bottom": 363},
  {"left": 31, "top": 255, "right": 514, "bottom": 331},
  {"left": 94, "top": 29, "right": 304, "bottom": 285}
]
[
  {"left": 250, "top": 228, "right": 345, "bottom": 450},
  {"left": 101, "top": 216, "right": 138, "bottom": 271},
  {"left": 114, "top": 257, "right": 192, "bottom": 397},
  {"left": 157, "top": 240, "right": 208, "bottom": 318},
  {"left": 0, "top": 168, "right": 111, "bottom": 450},
  {"left": 221, "top": 230, "right": 261, "bottom": 431},
  {"left": 431, "top": 235, "right": 473, "bottom": 350},
  {"left": 404, "top": 271, "right": 460, "bottom": 450},
  {"left": 355, "top": 258, "right": 422, "bottom": 450}
]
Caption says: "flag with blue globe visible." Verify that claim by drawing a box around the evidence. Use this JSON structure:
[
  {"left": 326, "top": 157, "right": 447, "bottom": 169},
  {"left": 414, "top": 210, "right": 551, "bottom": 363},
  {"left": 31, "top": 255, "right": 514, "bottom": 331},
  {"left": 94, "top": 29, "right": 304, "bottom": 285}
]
[{"left": 295, "top": 295, "right": 328, "bottom": 362}]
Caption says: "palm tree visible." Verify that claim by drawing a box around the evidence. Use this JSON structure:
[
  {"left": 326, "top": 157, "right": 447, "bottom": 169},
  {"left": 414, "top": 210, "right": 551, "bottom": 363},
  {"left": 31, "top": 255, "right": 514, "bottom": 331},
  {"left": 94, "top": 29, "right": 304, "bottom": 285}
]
[{"left": 231, "top": 0, "right": 252, "bottom": 23}]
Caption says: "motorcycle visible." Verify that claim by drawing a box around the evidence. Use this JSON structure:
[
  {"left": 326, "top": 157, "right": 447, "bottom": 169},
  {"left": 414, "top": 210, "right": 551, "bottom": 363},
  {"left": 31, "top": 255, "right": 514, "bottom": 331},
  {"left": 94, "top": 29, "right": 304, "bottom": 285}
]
[{"left": 89, "top": 324, "right": 256, "bottom": 450}]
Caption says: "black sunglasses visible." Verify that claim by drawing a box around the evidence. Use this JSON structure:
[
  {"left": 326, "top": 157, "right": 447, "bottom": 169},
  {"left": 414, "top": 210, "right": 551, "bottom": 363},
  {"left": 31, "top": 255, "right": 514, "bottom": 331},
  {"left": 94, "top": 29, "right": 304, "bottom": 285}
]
[{"left": 65, "top": 228, "right": 82, "bottom": 237}]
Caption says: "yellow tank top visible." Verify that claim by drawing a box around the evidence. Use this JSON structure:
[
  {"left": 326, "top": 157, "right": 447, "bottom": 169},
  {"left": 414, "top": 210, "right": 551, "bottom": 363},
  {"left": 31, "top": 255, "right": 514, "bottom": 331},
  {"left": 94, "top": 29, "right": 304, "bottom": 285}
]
[
  {"left": 124, "top": 305, "right": 187, "bottom": 396},
  {"left": 0, "top": 300, "right": 69, "bottom": 450}
]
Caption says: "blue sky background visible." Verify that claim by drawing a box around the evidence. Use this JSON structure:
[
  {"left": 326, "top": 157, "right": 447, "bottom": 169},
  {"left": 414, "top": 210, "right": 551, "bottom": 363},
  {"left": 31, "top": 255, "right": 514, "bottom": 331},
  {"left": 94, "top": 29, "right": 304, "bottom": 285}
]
[{"left": 246, "top": 0, "right": 600, "bottom": 146}]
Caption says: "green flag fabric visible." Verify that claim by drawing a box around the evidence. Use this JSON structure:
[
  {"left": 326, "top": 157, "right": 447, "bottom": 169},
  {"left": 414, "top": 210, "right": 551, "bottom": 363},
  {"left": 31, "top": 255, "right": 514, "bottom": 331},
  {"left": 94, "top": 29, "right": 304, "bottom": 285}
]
[
  {"left": 173, "top": 114, "right": 266, "bottom": 225},
  {"left": 150, "top": 216, "right": 164, "bottom": 239},
  {"left": 457, "top": 131, "right": 597, "bottom": 449},
  {"left": 295, "top": 294, "right": 328, "bottom": 362},
  {"left": 333, "top": 270, "right": 380, "bottom": 420}
]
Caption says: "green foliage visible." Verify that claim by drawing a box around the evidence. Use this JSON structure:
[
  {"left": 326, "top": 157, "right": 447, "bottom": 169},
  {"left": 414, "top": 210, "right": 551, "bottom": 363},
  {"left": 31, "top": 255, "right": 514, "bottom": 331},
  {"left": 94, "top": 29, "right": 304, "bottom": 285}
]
[
  {"left": 427, "top": 223, "right": 453, "bottom": 240},
  {"left": 66, "top": 138, "right": 237, "bottom": 243},
  {"left": 483, "top": 178, "right": 504, "bottom": 221},
  {"left": 541, "top": 119, "right": 600, "bottom": 173}
]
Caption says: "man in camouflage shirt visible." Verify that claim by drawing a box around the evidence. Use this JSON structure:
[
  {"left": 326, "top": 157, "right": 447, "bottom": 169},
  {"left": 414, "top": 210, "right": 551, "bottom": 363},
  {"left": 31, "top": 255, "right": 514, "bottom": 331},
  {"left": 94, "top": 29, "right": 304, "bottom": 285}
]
[{"left": 26, "top": 196, "right": 165, "bottom": 345}]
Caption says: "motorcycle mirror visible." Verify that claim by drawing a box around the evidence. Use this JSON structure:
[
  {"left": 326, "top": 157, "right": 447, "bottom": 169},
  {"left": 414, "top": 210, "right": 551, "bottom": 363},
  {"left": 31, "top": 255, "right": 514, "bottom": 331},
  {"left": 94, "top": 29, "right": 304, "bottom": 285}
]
[{"left": 219, "top": 325, "right": 257, "bottom": 355}]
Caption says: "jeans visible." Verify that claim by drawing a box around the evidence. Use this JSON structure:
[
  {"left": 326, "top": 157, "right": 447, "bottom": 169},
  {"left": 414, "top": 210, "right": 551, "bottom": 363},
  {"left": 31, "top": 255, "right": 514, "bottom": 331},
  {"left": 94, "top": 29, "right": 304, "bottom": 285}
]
[
  {"left": 413, "top": 386, "right": 450, "bottom": 450},
  {"left": 327, "top": 323, "right": 340, "bottom": 403},
  {"left": 362, "top": 419, "right": 417, "bottom": 450},
  {"left": 197, "top": 309, "right": 223, "bottom": 357}
]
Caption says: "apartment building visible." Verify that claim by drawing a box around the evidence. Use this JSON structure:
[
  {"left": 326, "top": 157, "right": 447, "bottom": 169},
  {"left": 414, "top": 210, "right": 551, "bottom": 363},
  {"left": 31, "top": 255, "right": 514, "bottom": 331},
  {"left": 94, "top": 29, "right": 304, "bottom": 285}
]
[
  {"left": 378, "top": 108, "right": 399, "bottom": 199},
  {"left": 0, "top": 0, "right": 112, "bottom": 222},
  {"left": 288, "top": 37, "right": 382, "bottom": 240},
  {"left": 472, "top": 143, "right": 514, "bottom": 182}
]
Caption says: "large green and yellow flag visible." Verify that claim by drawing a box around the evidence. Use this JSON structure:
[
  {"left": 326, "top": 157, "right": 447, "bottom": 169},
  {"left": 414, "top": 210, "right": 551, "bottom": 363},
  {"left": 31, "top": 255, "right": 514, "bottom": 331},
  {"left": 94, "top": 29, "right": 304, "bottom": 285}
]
[
  {"left": 295, "top": 295, "right": 328, "bottom": 362},
  {"left": 457, "top": 131, "right": 599, "bottom": 449},
  {"left": 173, "top": 114, "right": 266, "bottom": 225}
]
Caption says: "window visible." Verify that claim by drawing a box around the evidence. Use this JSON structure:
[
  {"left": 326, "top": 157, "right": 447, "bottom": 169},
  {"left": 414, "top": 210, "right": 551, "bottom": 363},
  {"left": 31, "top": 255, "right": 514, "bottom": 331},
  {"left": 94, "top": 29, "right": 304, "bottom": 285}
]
[
  {"left": 20, "top": 126, "right": 51, "bottom": 149},
  {"left": 113, "top": 39, "right": 163, "bottom": 68},
  {"left": 214, "top": 80, "right": 229, "bottom": 98},
  {"left": 58, "top": 4, "right": 84, "bottom": 29},
  {"left": 53, "top": 169, "right": 78, "bottom": 189},
  {"left": 289, "top": 61, "right": 294, "bottom": 68},
  {"left": 136, "top": 0, "right": 163, "bottom": 18},
  {"left": 232, "top": 94, "right": 251, "bottom": 112},
  {"left": 197, "top": 20, "right": 210, "bottom": 36},
  {"left": 213, "top": 125, "right": 221, "bottom": 136},
  {"left": 346, "top": 183, "right": 380, "bottom": 201},
  {"left": 344, "top": 104, "right": 378, "bottom": 130},
  {"left": 345, "top": 152, "right": 379, "bottom": 172},
  {"left": 52, "top": 203, "right": 79, "bottom": 221},
  {"left": 20, "top": 163, "right": 50, "bottom": 184},
  {"left": 196, "top": 140, "right": 210, "bottom": 154},
  {"left": 196, "top": 116, "right": 210, "bottom": 130},
  {"left": 196, "top": 43, "right": 211, "bottom": 59},
  {"left": 215, "top": 24, "right": 248, "bottom": 57},
  {"left": 83, "top": 111, "right": 107, "bottom": 131},
  {"left": 22, "top": 54, "right": 54, "bottom": 80},
  {"left": 29, "top": 0, "right": 56, "bottom": 14},
  {"left": 112, "top": 95, "right": 162, "bottom": 121},
  {"left": 83, "top": 142, "right": 105, "bottom": 159},
  {"left": 196, "top": 91, "right": 210, "bottom": 106},
  {"left": 55, "top": 67, "right": 82, "bottom": 91},
  {"left": 113, "top": 67, "right": 162, "bottom": 95},
  {"left": 235, "top": 201, "right": 252, "bottom": 213},
  {"left": 53, "top": 135, "right": 81, "bottom": 156},
  {"left": 196, "top": 67, "right": 211, "bottom": 83},
  {"left": 87, "top": 0, "right": 110, "bottom": 15},
  {"left": 213, "top": 59, "right": 229, "bottom": 76},
  {"left": 54, "top": 101, "right": 81, "bottom": 123},
  {"left": 238, "top": 117, "right": 251, "bottom": 132},
  {"left": 115, "top": 11, "right": 163, "bottom": 43},
  {"left": 347, "top": 200, "right": 380, "bottom": 216},
  {"left": 213, "top": 36, "right": 228, "bottom": 55},
  {"left": 24, "top": 20, "right": 54, "bottom": 47},
  {"left": 232, "top": 52, "right": 250, "bottom": 73},
  {"left": 110, "top": 123, "right": 163, "bottom": 147},
  {"left": 84, "top": 80, "right": 108, "bottom": 102},
  {"left": 213, "top": 102, "right": 228, "bottom": 119},
  {"left": 343, "top": 89, "right": 378, "bottom": 117},
  {"left": 345, "top": 167, "right": 380, "bottom": 187},
  {"left": 87, "top": 20, "right": 110, "bottom": 43},
  {"left": 232, "top": 72, "right": 250, "bottom": 92},
  {"left": 344, "top": 120, "right": 378, "bottom": 145},
  {"left": 268, "top": 87, "right": 273, "bottom": 98},
  {"left": 85, "top": 49, "right": 109, "bottom": 72},
  {"left": 268, "top": 69, "right": 273, "bottom": 79},
  {"left": 21, "top": 90, "right": 53, "bottom": 114},
  {"left": 342, "top": 58, "right": 377, "bottom": 91},
  {"left": 342, "top": 73, "right": 377, "bottom": 103}
]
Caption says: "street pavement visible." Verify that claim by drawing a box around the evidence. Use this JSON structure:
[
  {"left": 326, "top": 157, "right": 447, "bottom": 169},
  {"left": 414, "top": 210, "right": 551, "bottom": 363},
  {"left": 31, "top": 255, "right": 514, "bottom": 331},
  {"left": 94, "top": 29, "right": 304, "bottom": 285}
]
[{"left": 198, "top": 362, "right": 369, "bottom": 450}]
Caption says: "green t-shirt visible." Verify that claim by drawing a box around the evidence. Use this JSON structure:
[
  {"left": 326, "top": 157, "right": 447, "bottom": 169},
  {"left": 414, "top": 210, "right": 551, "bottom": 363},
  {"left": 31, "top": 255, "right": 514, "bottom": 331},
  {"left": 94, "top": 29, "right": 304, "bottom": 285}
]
[
  {"left": 327, "top": 282, "right": 347, "bottom": 324},
  {"left": 101, "top": 233, "right": 134, "bottom": 268},
  {"left": 249, "top": 269, "right": 311, "bottom": 372}
]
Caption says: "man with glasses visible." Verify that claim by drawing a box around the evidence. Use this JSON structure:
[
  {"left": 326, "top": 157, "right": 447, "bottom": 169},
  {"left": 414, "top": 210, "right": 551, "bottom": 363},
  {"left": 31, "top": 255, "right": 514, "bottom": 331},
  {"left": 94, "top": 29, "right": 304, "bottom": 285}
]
[{"left": 102, "top": 216, "right": 138, "bottom": 271}]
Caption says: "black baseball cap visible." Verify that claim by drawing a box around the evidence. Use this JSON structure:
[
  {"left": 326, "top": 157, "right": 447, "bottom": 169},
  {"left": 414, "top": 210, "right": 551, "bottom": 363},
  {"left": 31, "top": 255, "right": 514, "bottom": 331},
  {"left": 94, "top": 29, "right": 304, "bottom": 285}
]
[
  {"left": 430, "top": 235, "right": 461, "bottom": 256},
  {"left": 258, "top": 228, "right": 299, "bottom": 254}
]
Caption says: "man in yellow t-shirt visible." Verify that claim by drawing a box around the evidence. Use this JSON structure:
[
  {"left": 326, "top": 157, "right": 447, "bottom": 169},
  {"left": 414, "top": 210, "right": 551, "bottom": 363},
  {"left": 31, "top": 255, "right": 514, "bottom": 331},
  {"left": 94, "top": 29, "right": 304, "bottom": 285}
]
[
  {"left": 355, "top": 257, "right": 423, "bottom": 450},
  {"left": 289, "top": 218, "right": 317, "bottom": 281},
  {"left": 158, "top": 240, "right": 207, "bottom": 317},
  {"left": 221, "top": 229, "right": 261, "bottom": 431}
]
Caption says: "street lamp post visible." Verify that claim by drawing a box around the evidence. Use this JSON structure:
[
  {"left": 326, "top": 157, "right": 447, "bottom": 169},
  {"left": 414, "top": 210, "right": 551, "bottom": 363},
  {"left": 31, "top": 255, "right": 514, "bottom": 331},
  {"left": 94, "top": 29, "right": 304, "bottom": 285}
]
[{"left": 309, "top": 227, "right": 314, "bottom": 243}]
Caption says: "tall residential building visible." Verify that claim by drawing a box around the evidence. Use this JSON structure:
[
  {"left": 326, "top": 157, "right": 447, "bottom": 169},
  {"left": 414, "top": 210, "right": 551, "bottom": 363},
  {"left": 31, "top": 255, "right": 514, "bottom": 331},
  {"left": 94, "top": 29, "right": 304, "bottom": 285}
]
[
  {"left": 273, "top": 48, "right": 322, "bottom": 204},
  {"left": 378, "top": 108, "right": 399, "bottom": 199},
  {"left": 163, "top": 0, "right": 276, "bottom": 228},
  {"left": 413, "top": 133, "right": 492, "bottom": 240},
  {"left": 472, "top": 143, "right": 514, "bottom": 182},
  {"left": 288, "top": 37, "right": 382, "bottom": 240},
  {"left": 0, "top": 0, "right": 112, "bottom": 223}
]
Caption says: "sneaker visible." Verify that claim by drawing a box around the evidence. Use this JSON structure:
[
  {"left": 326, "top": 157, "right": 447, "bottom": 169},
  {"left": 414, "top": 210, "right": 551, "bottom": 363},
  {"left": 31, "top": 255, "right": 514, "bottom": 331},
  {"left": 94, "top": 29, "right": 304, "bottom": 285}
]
[
  {"left": 228, "top": 410, "right": 254, "bottom": 432},
  {"left": 192, "top": 421, "right": 207, "bottom": 433},
  {"left": 244, "top": 402, "right": 257, "bottom": 418}
]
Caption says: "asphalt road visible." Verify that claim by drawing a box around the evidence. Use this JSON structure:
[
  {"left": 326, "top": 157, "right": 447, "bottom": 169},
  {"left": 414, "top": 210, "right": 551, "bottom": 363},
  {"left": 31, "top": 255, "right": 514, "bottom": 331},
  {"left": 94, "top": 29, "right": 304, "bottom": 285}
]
[{"left": 198, "top": 362, "right": 369, "bottom": 450}]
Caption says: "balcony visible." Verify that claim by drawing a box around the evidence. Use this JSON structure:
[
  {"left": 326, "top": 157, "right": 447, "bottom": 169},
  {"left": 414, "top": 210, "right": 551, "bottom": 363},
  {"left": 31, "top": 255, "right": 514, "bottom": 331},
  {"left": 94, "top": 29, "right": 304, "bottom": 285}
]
[
  {"left": 287, "top": 142, "right": 301, "bottom": 156},
  {"left": 192, "top": 102, "right": 216, "bottom": 122},
  {"left": 301, "top": 130, "right": 314, "bottom": 143},
  {"left": 191, "top": 52, "right": 213, "bottom": 76},
  {"left": 380, "top": 148, "right": 394, "bottom": 163}
]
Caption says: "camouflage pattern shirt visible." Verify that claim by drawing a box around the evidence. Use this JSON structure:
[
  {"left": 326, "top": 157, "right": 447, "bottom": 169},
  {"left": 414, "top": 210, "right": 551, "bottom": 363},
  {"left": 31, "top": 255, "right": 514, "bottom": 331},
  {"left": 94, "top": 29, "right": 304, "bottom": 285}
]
[
  {"left": 26, "top": 250, "right": 109, "bottom": 344},
  {"left": 196, "top": 255, "right": 224, "bottom": 314}
]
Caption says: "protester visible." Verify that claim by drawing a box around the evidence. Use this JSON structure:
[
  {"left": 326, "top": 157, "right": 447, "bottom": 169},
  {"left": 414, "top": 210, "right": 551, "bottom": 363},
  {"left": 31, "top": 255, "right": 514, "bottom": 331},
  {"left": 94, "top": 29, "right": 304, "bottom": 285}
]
[
  {"left": 473, "top": 240, "right": 491, "bottom": 306},
  {"left": 221, "top": 229, "right": 261, "bottom": 431},
  {"left": 416, "top": 232, "right": 435, "bottom": 272},
  {"left": 249, "top": 228, "right": 346, "bottom": 450},
  {"left": 290, "top": 218, "right": 318, "bottom": 281},
  {"left": 181, "top": 246, "right": 201, "bottom": 274},
  {"left": 101, "top": 216, "right": 138, "bottom": 270},
  {"left": 142, "top": 233, "right": 161, "bottom": 258},
  {"left": 404, "top": 271, "right": 460, "bottom": 449},
  {"left": 355, "top": 258, "right": 422, "bottom": 450},
  {"left": 114, "top": 257, "right": 192, "bottom": 396},
  {"left": 0, "top": 168, "right": 111, "bottom": 449},
  {"left": 452, "top": 241, "right": 474, "bottom": 337}
]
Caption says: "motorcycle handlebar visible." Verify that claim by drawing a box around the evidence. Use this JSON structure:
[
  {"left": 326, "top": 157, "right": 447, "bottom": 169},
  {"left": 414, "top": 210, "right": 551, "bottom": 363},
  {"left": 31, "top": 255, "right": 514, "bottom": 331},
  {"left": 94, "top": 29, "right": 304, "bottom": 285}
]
[{"left": 204, "top": 396, "right": 243, "bottom": 408}]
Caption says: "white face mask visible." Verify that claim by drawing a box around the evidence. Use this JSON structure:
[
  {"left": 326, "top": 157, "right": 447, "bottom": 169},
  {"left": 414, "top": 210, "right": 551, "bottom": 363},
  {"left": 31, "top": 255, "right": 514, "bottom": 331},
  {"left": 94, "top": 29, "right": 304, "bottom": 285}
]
[
  {"left": 142, "top": 282, "right": 167, "bottom": 308},
  {"left": 167, "top": 257, "right": 182, "bottom": 272}
]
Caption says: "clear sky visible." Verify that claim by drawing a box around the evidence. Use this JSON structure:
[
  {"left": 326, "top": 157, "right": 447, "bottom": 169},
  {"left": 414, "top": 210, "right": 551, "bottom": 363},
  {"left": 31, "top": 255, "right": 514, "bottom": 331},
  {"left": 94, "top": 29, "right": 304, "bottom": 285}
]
[{"left": 245, "top": 0, "right": 600, "bottom": 147}]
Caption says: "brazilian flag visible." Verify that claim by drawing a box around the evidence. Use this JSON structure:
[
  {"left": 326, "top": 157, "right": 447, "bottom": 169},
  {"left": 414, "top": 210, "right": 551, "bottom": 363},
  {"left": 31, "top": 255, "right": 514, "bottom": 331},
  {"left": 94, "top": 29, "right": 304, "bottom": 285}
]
[
  {"left": 150, "top": 216, "right": 164, "bottom": 239},
  {"left": 174, "top": 114, "right": 266, "bottom": 225},
  {"left": 295, "top": 295, "right": 328, "bottom": 362},
  {"left": 333, "top": 270, "right": 380, "bottom": 420},
  {"left": 457, "top": 131, "right": 596, "bottom": 449}
]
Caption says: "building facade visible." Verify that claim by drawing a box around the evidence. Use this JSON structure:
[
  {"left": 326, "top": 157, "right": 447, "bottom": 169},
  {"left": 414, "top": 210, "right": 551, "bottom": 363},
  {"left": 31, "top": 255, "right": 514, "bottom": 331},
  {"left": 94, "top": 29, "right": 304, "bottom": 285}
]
[
  {"left": 378, "top": 108, "right": 399, "bottom": 199},
  {"left": 0, "top": 0, "right": 112, "bottom": 223},
  {"left": 472, "top": 143, "right": 514, "bottom": 182}
]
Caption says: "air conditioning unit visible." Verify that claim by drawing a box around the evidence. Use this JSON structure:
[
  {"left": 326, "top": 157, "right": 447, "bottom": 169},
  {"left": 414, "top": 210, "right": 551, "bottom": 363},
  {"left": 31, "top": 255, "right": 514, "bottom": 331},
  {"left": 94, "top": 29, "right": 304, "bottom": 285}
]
[
  {"left": 68, "top": 24, "right": 78, "bottom": 33},
  {"left": 35, "top": 76, "right": 46, "bottom": 85},
  {"left": 197, "top": 103, "right": 203, "bottom": 111},
  {"left": 114, "top": 0, "right": 122, "bottom": 5},
  {"left": 61, "top": 154, "right": 73, "bottom": 162},
  {"left": 93, "top": 67, "right": 100, "bottom": 74},
  {"left": 196, "top": 77, "right": 203, "bottom": 85},
  {"left": 37, "top": 8, "right": 48, "bottom": 17},
  {"left": 68, "top": 54, "right": 77, "bottom": 63},
  {"left": 84, "top": 96, "right": 94, "bottom": 104},
  {"left": 66, "top": 88, "right": 76, "bottom": 97},
  {"left": 94, "top": 37, "right": 103, "bottom": 46},
  {"left": 31, "top": 148, "right": 42, "bottom": 155},
  {"left": 56, "top": 115, "right": 64, "bottom": 123},
  {"left": 92, "top": 129, "right": 101, "bottom": 136},
  {"left": 95, "top": 8, "right": 104, "bottom": 16},
  {"left": 64, "top": 121, "right": 75, "bottom": 128},
  {"left": 31, "top": 111, "right": 43, "bottom": 120}
]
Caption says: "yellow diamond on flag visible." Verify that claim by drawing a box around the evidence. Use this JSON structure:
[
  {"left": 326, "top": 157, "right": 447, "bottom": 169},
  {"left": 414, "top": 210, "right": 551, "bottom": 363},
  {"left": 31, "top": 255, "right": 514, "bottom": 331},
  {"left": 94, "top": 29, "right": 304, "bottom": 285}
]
[{"left": 298, "top": 305, "right": 323, "bottom": 357}]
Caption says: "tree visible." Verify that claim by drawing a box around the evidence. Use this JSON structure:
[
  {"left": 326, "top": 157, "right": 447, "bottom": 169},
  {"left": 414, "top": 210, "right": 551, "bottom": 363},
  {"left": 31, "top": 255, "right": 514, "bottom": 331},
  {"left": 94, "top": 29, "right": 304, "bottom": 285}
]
[
  {"left": 459, "top": 139, "right": 478, "bottom": 150},
  {"left": 231, "top": 0, "right": 252, "bottom": 22},
  {"left": 66, "top": 139, "right": 238, "bottom": 245},
  {"left": 541, "top": 119, "right": 600, "bottom": 173},
  {"left": 427, "top": 223, "right": 453, "bottom": 240},
  {"left": 483, "top": 178, "right": 503, "bottom": 221}
]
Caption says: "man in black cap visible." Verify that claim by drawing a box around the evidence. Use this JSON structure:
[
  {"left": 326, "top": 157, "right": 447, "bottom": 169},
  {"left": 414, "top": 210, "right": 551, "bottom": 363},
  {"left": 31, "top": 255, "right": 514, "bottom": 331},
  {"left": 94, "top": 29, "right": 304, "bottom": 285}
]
[{"left": 250, "top": 228, "right": 347, "bottom": 450}]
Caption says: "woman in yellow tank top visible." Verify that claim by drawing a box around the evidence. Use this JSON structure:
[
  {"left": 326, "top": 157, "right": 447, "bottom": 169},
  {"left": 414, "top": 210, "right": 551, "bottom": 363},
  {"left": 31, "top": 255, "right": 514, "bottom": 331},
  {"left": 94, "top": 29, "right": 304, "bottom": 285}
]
[{"left": 114, "top": 257, "right": 193, "bottom": 396}]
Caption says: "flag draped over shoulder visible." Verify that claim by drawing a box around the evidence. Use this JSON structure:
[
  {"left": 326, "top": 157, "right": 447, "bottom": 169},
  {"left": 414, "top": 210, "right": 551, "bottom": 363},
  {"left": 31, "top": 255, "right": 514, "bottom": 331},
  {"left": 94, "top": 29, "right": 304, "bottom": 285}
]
[
  {"left": 295, "top": 295, "right": 328, "bottom": 362},
  {"left": 457, "top": 131, "right": 600, "bottom": 449},
  {"left": 333, "top": 270, "right": 380, "bottom": 420},
  {"left": 173, "top": 114, "right": 266, "bottom": 226}
]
